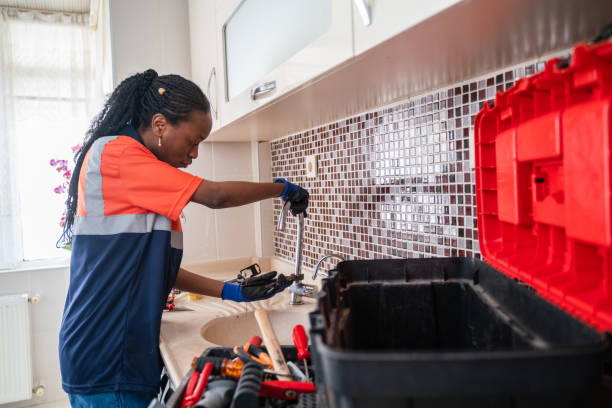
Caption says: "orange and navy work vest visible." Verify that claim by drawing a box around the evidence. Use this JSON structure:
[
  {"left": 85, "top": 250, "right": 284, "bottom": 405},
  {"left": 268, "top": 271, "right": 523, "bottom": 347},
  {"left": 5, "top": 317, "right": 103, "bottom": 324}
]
[{"left": 59, "top": 125, "right": 202, "bottom": 395}]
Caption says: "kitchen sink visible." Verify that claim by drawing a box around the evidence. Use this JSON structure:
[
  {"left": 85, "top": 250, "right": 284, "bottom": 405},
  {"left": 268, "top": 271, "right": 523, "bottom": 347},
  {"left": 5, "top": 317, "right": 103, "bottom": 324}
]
[{"left": 200, "top": 309, "right": 310, "bottom": 346}]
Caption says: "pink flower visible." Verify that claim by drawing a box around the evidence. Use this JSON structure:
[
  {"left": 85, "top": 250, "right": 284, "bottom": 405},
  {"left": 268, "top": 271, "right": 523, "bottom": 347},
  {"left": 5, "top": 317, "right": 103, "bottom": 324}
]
[
  {"left": 52, "top": 181, "right": 69, "bottom": 194},
  {"left": 51, "top": 146, "right": 78, "bottom": 226}
]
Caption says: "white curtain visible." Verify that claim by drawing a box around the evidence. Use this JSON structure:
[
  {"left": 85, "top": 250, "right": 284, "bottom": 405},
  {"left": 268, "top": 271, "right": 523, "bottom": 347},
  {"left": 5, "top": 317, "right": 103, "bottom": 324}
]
[
  {"left": 90, "top": 0, "right": 113, "bottom": 98},
  {"left": 0, "top": 1, "right": 112, "bottom": 267},
  {"left": 0, "top": 9, "right": 22, "bottom": 268}
]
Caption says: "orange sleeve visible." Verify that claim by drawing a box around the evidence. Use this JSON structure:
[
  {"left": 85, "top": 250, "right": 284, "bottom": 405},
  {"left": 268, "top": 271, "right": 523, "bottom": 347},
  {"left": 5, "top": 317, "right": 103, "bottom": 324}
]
[{"left": 118, "top": 141, "right": 203, "bottom": 221}]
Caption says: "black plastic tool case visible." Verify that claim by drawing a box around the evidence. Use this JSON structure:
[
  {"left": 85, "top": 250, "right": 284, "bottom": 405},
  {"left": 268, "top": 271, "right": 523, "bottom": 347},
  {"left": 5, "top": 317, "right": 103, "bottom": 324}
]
[{"left": 309, "top": 257, "right": 607, "bottom": 408}]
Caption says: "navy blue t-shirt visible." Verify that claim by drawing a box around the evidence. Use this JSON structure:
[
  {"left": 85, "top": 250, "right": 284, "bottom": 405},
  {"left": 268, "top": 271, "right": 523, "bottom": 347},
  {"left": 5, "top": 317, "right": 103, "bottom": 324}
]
[{"left": 59, "top": 126, "right": 202, "bottom": 394}]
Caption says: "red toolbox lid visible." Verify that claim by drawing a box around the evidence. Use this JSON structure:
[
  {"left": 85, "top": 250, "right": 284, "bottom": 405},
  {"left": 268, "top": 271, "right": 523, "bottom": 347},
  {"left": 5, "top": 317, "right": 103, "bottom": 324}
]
[{"left": 474, "top": 41, "right": 612, "bottom": 332}]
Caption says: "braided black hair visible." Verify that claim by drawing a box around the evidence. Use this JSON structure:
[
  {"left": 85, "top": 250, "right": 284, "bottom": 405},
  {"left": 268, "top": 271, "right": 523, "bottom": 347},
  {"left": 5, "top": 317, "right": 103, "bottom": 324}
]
[{"left": 58, "top": 69, "right": 210, "bottom": 246}]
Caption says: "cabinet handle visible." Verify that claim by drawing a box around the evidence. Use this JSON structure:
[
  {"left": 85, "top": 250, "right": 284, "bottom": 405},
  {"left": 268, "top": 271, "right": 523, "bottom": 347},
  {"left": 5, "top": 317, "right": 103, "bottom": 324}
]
[
  {"left": 250, "top": 81, "right": 276, "bottom": 100},
  {"left": 353, "top": 0, "right": 371, "bottom": 26},
  {"left": 206, "top": 67, "right": 218, "bottom": 120}
]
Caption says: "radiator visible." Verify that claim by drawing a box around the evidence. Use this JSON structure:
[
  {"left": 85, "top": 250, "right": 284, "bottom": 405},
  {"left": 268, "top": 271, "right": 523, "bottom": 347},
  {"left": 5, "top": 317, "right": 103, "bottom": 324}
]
[{"left": 0, "top": 294, "right": 32, "bottom": 404}]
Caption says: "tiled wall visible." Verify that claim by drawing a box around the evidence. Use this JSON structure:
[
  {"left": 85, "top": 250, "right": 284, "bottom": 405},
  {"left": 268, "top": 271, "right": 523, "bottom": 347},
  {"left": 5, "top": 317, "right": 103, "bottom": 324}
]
[{"left": 271, "top": 58, "right": 550, "bottom": 270}]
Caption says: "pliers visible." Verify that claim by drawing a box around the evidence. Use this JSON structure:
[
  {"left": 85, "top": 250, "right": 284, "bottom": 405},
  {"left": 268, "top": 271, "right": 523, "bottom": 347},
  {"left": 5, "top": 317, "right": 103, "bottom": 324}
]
[{"left": 181, "top": 358, "right": 213, "bottom": 408}]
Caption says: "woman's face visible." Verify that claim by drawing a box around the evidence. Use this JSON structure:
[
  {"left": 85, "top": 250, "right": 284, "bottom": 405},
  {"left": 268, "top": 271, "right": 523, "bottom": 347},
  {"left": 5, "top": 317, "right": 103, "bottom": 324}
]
[{"left": 154, "top": 110, "right": 212, "bottom": 168}]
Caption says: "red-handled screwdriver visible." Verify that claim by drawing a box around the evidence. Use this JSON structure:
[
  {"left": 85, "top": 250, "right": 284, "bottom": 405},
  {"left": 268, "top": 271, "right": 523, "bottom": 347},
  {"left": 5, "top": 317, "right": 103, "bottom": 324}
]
[{"left": 292, "top": 324, "right": 310, "bottom": 381}]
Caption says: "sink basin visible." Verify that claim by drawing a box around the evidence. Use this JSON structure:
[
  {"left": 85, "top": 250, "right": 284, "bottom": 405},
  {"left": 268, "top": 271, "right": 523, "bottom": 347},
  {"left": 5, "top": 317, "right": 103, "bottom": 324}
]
[{"left": 201, "top": 309, "right": 310, "bottom": 346}]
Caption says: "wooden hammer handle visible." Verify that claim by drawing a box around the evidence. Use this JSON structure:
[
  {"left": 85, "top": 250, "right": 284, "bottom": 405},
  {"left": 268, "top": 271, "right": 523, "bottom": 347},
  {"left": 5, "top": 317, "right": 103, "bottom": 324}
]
[{"left": 254, "top": 309, "right": 292, "bottom": 381}]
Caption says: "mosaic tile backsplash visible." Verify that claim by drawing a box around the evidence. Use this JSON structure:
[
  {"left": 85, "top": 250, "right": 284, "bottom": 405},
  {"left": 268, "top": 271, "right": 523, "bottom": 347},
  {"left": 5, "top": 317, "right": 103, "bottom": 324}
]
[{"left": 271, "top": 58, "right": 550, "bottom": 271}]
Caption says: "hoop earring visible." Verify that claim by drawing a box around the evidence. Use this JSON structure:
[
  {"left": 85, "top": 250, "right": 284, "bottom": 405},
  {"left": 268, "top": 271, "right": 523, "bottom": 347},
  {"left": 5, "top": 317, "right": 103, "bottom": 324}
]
[{"left": 158, "top": 137, "right": 162, "bottom": 147}]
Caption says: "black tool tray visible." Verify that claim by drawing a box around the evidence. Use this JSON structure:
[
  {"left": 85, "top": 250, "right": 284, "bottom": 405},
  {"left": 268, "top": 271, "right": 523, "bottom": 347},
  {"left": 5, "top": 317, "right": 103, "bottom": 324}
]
[{"left": 309, "top": 257, "right": 608, "bottom": 408}]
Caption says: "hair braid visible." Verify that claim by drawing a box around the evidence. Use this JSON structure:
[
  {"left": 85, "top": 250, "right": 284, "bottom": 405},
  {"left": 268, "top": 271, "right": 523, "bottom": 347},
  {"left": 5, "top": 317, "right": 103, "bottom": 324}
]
[{"left": 58, "top": 69, "right": 210, "bottom": 246}]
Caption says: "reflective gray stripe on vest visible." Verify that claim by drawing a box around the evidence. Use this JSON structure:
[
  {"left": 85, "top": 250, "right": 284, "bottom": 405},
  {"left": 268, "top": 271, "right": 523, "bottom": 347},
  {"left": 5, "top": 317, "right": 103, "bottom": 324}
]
[
  {"left": 74, "top": 213, "right": 172, "bottom": 235},
  {"left": 74, "top": 213, "right": 183, "bottom": 249},
  {"left": 74, "top": 213, "right": 182, "bottom": 249},
  {"left": 84, "top": 136, "right": 118, "bottom": 216}
]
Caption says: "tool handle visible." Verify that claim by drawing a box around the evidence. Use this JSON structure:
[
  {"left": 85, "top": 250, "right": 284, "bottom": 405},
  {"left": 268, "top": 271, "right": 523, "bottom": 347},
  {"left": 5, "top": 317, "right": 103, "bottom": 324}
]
[
  {"left": 245, "top": 344, "right": 274, "bottom": 367},
  {"left": 231, "top": 362, "right": 263, "bottom": 408},
  {"left": 259, "top": 381, "right": 315, "bottom": 400},
  {"left": 292, "top": 324, "right": 310, "bottom": 361},
  {"left": 234, "top": 345, "right": 271, "bottom": 368},
  {"left": 182, "top": 371, "right": 199, "bottom": 408},
  {"left": 190, "top": 362, "right": 213, "bottom": 404},
  {"left": 249, "top": 335, "right": 263, "bottom": 348},
  {"left": 254, "top": 309, "right": 292, "bottom": 381}
]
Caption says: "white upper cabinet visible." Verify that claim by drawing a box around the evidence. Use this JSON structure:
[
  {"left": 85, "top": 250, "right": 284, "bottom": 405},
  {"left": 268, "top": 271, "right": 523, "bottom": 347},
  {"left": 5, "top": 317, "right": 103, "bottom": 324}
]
[
  {"left": 352, "top": 0, "right": 462, "bottom": 55},
  {"left": 215, "top": 0, "right": 353, "bottom": 127},
  {"left": 190, "top": 0, "right": 612, "bottom": 142},
  {"left": 188, "top": 0, "right": 222, "bottom": 132}
]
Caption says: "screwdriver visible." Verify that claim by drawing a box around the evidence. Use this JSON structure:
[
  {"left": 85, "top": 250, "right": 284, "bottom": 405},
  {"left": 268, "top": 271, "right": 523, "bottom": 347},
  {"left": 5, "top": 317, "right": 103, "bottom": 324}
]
[
  {"left": 292, "top": 324, "right": 310, "bottom": 381},
  {"left": 191, "top": 356, "right": 244, "bottom": 378}
]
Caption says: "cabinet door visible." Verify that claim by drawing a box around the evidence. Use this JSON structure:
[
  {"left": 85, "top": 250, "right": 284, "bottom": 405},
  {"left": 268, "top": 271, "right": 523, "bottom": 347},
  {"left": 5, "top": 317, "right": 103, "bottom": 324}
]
[
  {"left": 188, "top": 0, "right": 222, "bottom": 132},
  {"left": 216, "top": 0, "right": 353, "bottom": 127},
  {"left": 353, "top": 0, "right": 462, "bottom": 55}
]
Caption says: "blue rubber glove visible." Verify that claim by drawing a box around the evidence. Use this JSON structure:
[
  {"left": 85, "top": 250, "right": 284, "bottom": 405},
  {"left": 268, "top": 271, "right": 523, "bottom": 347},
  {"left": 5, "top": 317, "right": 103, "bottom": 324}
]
[
  {"left": 221, "top": 271, "right": 291, "bottom": 302},
  {"left": 274, "top": 178, "right": 309, "bottom": 216},
  {"left": 274, "top": 178, "right": 303, "bottom": 199},
  {"left": 221, "top": 282, "right": 248, "bottom": 302}
]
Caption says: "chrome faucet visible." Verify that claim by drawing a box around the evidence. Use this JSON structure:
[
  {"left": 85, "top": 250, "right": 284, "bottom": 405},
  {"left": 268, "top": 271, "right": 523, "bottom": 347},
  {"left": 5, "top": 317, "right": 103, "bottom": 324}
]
[
  {"left": 277, "top": 200, "right": 316, "bottom": 305},
  {"left": 312, "top": 253, "right": 346, "bottom": 280}
]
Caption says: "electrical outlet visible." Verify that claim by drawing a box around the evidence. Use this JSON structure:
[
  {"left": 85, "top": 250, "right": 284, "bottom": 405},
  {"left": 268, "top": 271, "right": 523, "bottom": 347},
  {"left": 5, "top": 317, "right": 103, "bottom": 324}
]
[{"left": 305, "top": 154, "right": 318, "bottom": 178}]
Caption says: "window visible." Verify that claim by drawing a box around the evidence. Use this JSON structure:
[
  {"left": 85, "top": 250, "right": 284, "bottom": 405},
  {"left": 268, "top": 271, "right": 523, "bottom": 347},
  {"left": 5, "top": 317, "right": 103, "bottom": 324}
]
[{"left": 0, "top": 4, "right": 111, "bottom": 267}]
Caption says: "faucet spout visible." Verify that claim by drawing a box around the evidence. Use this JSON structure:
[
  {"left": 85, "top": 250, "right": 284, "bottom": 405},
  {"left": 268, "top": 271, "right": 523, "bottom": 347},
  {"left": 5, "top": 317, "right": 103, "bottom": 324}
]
[
  {"left": 276, "top": 200, "right": 308, "bottom": 305},
  {"left": 313, "top": 254, "right": 346, "bottom": 280},
  {"left": 293, "top": 213, "right": 304, "bottom": 278},
  {"left": 277, "top": 200, "right": 290, "bottom": 231},
  {"left": 289, "top": 212, "right": 306, "bottom": 305}
]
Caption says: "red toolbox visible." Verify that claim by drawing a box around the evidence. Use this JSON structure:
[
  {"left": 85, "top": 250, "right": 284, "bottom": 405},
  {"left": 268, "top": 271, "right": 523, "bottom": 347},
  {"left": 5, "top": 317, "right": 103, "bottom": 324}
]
[{"left": 474, "top": 40, "right": 612, "bottom": 332}]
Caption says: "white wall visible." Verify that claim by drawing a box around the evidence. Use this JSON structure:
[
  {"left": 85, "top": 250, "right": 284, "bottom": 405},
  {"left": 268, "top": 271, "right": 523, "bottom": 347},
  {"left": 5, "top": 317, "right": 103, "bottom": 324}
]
[
  {"left": 182, "top": 142, "right": 259, "bottom": 265},
  {"left": 109, "top": 0, "right": 192, "bottom": 82},
  {"left": 0, "top": 267, "right": 69, "bottom": 408},
  {"left": 257, "top": 141, "right": 274, "bottom": 258}
]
